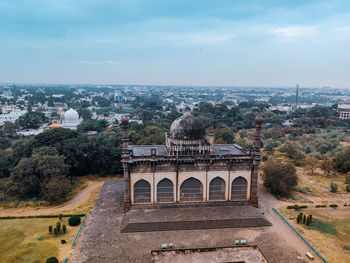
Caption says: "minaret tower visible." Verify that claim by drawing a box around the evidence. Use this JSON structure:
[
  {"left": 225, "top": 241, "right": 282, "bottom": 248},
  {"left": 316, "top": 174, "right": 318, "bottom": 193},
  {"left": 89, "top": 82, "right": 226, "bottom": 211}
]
[
  {"left": 250, "top": 115, "right": 263, "bottom": 207},
  {"left": 121, "top": 116, "right": 131, "bottom": 212}
]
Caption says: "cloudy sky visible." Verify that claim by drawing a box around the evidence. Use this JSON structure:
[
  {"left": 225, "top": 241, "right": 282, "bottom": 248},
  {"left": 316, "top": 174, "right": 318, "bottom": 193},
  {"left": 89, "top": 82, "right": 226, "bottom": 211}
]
[{"left": 0, "top": 0, "right": 350, "bottom": 88}]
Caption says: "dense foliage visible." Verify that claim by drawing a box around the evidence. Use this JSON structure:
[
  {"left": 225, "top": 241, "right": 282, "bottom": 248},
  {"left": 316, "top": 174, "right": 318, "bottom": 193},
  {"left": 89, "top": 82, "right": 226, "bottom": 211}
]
[{"left": 262, "top": 158, "right": 298, "bottom": 197}]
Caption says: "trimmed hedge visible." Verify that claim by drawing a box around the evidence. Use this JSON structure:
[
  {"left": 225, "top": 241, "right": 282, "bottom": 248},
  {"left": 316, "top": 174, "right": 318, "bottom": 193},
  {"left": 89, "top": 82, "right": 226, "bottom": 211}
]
[
  {"left": 287, "top": 204, "right": 308, "bottom": 210},
  {"left": 46, "top": 257, "right": 58, "bottom": 263},
  {"left": 0, "top": 213, "right": 85, "bottom": 220},
  {"left": 329, "top": 204, "right": 338, "bottom": 208},
  {"left": 315, "top": 204, "right": 327, "bottom": 208},
  {"left": 68, "top": 215, "right": 81, "bottom": 226}
]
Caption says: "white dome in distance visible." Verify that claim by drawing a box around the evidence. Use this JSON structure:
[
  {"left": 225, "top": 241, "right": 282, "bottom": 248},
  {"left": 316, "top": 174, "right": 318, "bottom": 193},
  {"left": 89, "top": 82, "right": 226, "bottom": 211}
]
[{"left": 64, "top": 108, "right": 79, "bottom": 121}]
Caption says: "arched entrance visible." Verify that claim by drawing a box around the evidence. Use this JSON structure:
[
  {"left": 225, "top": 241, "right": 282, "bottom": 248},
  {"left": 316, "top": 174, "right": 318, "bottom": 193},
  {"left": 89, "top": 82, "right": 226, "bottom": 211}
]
[
  {"left": 231, "top": 177, "right": 248, "bottom": 200},
  {"left": 209, "top": 177, "right": 226, "bottom": 201},
  {"left": 180, "top": 178, "right": 203, "bottom": 202},
  {"left": 157, "top": 178, "right": 174, "bottom": 203},
  {"left": 134, "top": 179, "right": 151, "bottom": 204}
]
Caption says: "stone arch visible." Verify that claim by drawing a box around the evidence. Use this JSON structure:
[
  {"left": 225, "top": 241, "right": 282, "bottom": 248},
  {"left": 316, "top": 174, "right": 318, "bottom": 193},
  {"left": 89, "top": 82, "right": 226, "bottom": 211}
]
[
  {"left": 180, "top": 177, "right": 203, "bottom": 202},
  {"left": 231, "top": 176, "right": 248, "bottom": 200},
  {"left": 133, "top": 179, "right": 151, "bottom": 204},
  {"left": 157, "top": 178, "right": 174, "bottom": 203},
  {"left": 209, "top": 177, "right": 226, "bottom": 201}
]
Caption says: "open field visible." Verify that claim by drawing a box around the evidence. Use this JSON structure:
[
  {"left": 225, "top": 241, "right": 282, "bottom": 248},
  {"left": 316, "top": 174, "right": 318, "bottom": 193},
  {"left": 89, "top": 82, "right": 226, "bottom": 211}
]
[
  {"left": 0, "top": 217, "right": 80, "bottom": 263},
  {"left": 296, "top": 168, "right": 349, "bottom": 197},
  {"left": 279, "top": 207, "right": 350, "bottom": 263}
]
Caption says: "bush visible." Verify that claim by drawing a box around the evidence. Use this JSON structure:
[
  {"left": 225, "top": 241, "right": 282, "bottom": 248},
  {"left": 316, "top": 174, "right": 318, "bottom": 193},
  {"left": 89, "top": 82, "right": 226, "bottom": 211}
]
[
  {"left": 62, "top": 224, "right": 66, "bottom": 234},
  {"left": 53, "top": 227, "right": 58, "bottom": 236},
  {"left": 48, "top": 225, "right": 52, "bottom": 234},
  {"left": 330, "top": 182, "right": 338, "bottom": 192},
  {"left": 61, "top": 239, "right": 66, "bottom": 244},
  {"left": 68, "top": 215, "right": 81, "bottom": 226},
  {"left": 56, "top": 222, "right": 61, "bottom": 232},
  {"left": 297, "top": 212, "right": 303, "bottom": 223},
  {"left": 330, "top": 203, "right": 338, "bottom": 208},
  {"left": 345, "top": 175, "right": 350, "bottom": 184},
  {"left": 46, "top": 257, "right": 58, "bottom": 263},
  {"left": 58, "top": 214, "right": 63, "bottom": 221},
  {"left": 346, "top": 185, "right": 350, "bottom": 192},
  {"left": 263, "top": 158, "right": 298, "bottom": 198},
  {"left": 287, "top": 204, "right": 307, "bottom": 210},
  {"left": 315, "top": 204, "right": 327, "bottom": 208}
]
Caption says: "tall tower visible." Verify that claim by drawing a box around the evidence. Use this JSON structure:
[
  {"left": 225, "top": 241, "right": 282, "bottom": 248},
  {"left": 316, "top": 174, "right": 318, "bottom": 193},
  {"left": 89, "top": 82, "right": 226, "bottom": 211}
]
[
  {"left": 296, "top": 84, "right": 299, "bottom": 108},
  {"left": 121, "top": 116, "right": 131, "bottom": 212}
]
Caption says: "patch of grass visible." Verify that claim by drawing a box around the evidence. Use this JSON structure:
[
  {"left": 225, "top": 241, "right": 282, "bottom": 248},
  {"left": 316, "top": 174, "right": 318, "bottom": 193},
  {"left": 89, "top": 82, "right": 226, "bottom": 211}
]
[
  {"left": 0, "top": 218, "right": 77, "bottom": 262},
  {"left": 308, "top": 219, "right": 337, "bottom": 235}
]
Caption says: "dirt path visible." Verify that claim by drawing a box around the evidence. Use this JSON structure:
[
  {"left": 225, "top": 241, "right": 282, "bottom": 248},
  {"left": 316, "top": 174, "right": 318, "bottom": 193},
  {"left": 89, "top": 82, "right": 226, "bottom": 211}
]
[
  {"left": 258, "top": 184, "right": 322, "bottom": 263},
  {"left": 0, "top": 181, "right": 104, "bottom": 216}
]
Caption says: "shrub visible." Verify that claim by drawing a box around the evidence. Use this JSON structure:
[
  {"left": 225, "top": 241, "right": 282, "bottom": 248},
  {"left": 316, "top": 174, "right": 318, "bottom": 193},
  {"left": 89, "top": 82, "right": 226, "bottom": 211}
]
[
  {"left": 306, "top": 216, "right": 310, "bottom": 226},
  {"left": 68, "top": 215, "right": 81, "bottom": 226},
  {"left": 58, "top": 214, "right": 63, "bottom": 221},
  {"left": 56, "top": 222, "right": 61, "bottom": 232},
  {"left": 61, "top": 239, "right": 66, "bottom": 244},
  {"left": 297, "top": 212, "right": 303, "bottom": 223},
  {"left": 62, "top": 224, "right": 66, "bottom": 234},
  {"left": 53, "top": 227, "right": 58, "bottom": 236},
  {"left": 46, "top": 257, "right": 59, "bottom": 263},
  {"left": 345, "top": 175, "right": 350, "bottom": 185},
  {"left": 263, "top": 158, "right": 297, "bottom": 198},
  {"left": 315, "top": 204, "right": 327, "bottom": 208},
  {"left": 287, "top": 204, "right": 307, "bottom": 210},
  {"left": 309, "top": 214, "right": 313, "bottom": 223},
  {"left": 330, "top": 204, "right": 338, "bottom": 208},
  {"left": 303, "top": 215, "right": 306, "bottom": 224},
  {"left": 330, "top": 182, "right": 338, "bottom": 193},
  {"left": 48, "top": 225, "right": 52, "bottom": 234},
  {"left": 346, "top": 185, "right": 350, "bottom": 192}
]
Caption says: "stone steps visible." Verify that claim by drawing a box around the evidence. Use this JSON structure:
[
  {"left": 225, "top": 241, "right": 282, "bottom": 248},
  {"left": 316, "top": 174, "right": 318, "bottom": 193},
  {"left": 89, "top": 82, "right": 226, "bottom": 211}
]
[{"left": 121, "top": 217, "right": 271, "bottom": 233}]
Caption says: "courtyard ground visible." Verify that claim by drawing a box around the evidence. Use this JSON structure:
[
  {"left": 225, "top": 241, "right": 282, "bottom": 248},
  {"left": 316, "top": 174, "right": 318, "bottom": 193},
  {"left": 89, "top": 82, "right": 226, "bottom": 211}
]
[
  {"left": 0, "top": 217, "right": 78, "bottom": 263},
  {"left": 71, "top": 179, "right": 320, "bottom": 263}
]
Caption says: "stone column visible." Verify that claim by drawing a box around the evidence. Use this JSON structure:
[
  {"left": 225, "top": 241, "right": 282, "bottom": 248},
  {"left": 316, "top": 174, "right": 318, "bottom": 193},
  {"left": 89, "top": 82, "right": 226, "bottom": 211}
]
[
  {"left": 121, "top": 116, "right": 131, "bottom": 212},
  {"left": 250, "top": 116, "right": 263, "bottom": 207}
]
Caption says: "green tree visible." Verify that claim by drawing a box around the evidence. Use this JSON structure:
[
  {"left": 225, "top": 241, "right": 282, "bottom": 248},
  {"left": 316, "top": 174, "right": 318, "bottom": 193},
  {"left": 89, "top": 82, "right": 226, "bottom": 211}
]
[
  {"left": 320, "top": 159, "right": 335, "bottom": 176},
  {"left": 16, "top": 111, "right": 48, "bottom": 129},
  {"left": 6, "top": 147, "right": 71, "bottom": 201},
  {"left": 262, "top": 158, "right": 298, "bottom": 197},
  {"left": 214, "top": 128, "right": 235, "bottom": 144},
  {"left": 77, "top": 108, "right": 92, "bottom": 120},
  {"left": 302, "top": 156, "right": 319, "bottom": 176}
]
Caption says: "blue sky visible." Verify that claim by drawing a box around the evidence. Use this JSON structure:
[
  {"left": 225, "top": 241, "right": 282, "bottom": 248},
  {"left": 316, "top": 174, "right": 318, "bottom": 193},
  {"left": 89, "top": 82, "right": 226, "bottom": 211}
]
[{"left": 0, "top": 0, "right": 350, "bottom": 88}]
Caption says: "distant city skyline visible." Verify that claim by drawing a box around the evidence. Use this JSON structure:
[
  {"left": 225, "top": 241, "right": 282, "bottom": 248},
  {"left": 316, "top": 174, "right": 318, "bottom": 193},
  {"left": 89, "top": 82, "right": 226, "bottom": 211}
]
[{"left": 1, "top": 0, "right": 350, "bottom": 88}]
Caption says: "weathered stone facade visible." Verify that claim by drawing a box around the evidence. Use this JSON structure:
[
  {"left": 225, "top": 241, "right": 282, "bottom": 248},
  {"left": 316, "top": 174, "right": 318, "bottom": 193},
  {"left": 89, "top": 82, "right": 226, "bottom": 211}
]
[{"left": 122, "top": 113, "right": 262, "bottom": 211}]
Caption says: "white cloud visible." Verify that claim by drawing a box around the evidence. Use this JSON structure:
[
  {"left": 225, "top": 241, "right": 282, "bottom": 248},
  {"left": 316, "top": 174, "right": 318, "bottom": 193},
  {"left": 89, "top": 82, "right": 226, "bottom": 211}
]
[{"left": 273, "top": 26, "right": 317, "bottom": 40}]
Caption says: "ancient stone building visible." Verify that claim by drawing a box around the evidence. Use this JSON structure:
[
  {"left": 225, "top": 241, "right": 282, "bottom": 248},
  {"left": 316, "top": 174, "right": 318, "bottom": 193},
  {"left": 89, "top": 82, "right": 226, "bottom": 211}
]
[{"left": 122, "top": 113, "right": 263, "bottom": 211}]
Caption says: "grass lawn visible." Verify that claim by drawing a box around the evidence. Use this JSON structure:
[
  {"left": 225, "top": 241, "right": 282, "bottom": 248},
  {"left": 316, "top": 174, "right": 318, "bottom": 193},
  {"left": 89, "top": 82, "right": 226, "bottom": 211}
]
[
  {"left": 295, "top": 168, "right": 348, "bottom": 197},
  {"left": 0, "top": 217, "right": 80, "bottom": 263},
  {"left": 280, "top": 207, "right": 350, "bottom": 263}
]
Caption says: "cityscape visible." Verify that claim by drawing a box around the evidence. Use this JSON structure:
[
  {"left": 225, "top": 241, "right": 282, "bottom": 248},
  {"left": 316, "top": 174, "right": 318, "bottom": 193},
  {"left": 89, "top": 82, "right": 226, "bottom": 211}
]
[{"left": 1, "top": 1, "right": 350, "bottom": 263}]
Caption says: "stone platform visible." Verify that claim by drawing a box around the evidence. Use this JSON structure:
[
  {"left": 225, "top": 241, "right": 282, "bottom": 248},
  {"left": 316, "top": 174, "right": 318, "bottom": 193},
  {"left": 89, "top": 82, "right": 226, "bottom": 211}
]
[{"left": 73, "top": 180, "right": 306, "bottom": 263}]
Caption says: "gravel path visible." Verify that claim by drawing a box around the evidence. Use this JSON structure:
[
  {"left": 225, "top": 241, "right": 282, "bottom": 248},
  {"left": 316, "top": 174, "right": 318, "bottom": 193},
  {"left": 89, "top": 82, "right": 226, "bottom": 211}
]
[{"left": 0, "top": 180, "right": 104, "bottom": 216}]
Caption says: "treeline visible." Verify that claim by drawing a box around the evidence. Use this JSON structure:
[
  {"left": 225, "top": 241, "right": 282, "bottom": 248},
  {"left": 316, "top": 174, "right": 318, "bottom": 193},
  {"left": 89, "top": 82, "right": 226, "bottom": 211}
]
[{"left": 0, "top": 128, "right": 123, "bottom": 202}]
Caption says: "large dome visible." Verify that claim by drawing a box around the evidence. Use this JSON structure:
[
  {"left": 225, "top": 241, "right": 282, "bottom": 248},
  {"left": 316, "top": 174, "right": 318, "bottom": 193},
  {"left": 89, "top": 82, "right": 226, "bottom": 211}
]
[
  {"left": 64, "top": 108, "right": 79, "bottom": 121},
  {"left": 170, "top": 112, "right": 206, "bottom": 140}
]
